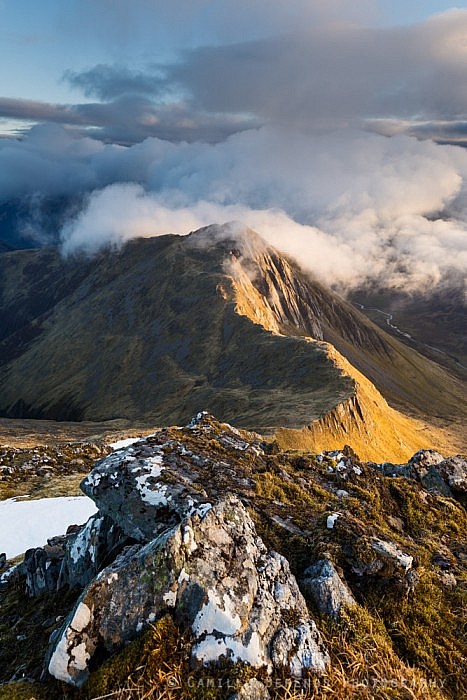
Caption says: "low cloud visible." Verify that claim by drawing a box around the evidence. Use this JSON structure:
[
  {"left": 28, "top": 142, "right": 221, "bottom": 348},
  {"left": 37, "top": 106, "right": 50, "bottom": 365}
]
[
  {"left": 1, "top": 7, "right": 467, "bottom": 298},
  {"left": 54, "top": 126, "right": 467, "bottom": 296}
]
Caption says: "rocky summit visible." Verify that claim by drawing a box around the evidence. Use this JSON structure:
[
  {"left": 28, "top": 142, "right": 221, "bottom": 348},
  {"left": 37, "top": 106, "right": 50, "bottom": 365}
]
[{"left": 0, "top": 412, "right": 466, "bottom": 699}]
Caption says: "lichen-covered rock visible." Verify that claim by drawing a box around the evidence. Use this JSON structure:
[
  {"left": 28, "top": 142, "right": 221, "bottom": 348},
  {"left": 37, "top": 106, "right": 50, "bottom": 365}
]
[
  {"left": 270, "top": 622, "right": 328, "bottom": 676},
  {"left": 24, "top": 537, "right": 67, "bottom": 597},
  {"left": 23, "top": 515, "right": 129, "bottom": 596},
  {"left": 371, "top": 449, "right": 466, "bottom": 502},
  {"left": 409, "top": 450, "right": 445, "bottom": 472},
  {"left": 436, "top": 456, "right": 467, "bottom": 496},
  {"left": 80, "top": 413, "right": 260, "bottom": 543},
  {"left": 63, "top": 513, "right": 128, "bottom": 588},
  {"left": 351, "top": 539, "right": 413, "bottom": 578},
  {"left": 228, "top": 678, "right": 270, "bottom": 700},
  {"left": 48, "top": 498, "right": 329, "bottom": 687},
  {"left": 301, "top": 558, "right": 356, "bottom": 619},
  {"left": 419, "top": 467, "right": 453, "bottom": 497}
]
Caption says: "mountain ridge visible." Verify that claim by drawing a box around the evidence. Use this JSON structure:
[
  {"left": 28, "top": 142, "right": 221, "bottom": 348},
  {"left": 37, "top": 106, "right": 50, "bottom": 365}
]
[{"left": 0, "top": 225, "right": 464, "bottom": 460}]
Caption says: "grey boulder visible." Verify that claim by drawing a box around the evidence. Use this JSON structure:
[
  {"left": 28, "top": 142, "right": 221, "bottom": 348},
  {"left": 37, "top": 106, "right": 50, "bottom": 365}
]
[
  {"left": 301, "top": 558, "right": 356, "bottom": 619},
  {"left": 48, "top": 498, "right": 329, "bottom": 687}
]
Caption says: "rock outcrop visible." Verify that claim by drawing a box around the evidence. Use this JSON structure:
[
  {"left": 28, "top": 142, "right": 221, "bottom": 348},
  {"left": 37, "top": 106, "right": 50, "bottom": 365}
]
[
  {"left": 46, "top": 414, "right": 330, "bottom": 687},
  {"left": 49, "top": 496, "right": 329, "bottom": 687},
  {"left": 2, "top": 412, "right": 465, "bottom": 698},
  {"left": 373, "top": 449, "right": 467, "bottom": 501},
  {"left": 301, "top": 558, "right": 356, "bottom": 619}
]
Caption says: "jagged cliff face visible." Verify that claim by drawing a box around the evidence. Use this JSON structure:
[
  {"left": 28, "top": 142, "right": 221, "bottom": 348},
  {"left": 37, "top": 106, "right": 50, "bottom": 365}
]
[
  {"left": 227, "top": 228, "right": 465, "bottom": 423},
  {"left": 223, "top": 228, "right": 465, "bottom": 459},
  {"left": 0, "top": 224, "right": 464, "bottom": 460},
  {"left": 229, "top": 231, "right": 387, "bottom": 355}
]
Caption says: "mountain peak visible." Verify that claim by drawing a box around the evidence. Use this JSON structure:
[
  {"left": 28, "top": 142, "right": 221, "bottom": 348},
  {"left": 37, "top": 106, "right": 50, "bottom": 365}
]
[{"left": 0, "top": 226, "right": 464, "bottom": 460}]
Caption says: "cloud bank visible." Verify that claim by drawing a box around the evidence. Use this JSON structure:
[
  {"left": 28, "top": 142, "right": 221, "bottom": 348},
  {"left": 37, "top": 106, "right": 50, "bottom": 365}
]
[
  {"left": 51, "top": 125, "right": 466, "bottom": 295},
  {"left": 1, "top": 6, "right": 467, "bottom": 297}
]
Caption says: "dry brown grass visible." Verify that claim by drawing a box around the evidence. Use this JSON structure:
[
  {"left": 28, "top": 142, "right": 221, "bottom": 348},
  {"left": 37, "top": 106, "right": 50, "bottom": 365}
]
[{"left": 275, "top": 343, "right": 461, "bottom": 463}]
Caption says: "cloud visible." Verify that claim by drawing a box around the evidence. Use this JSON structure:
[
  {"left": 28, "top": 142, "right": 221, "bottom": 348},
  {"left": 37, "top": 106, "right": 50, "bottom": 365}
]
[
  {"left": 0, "top": 97, "right": 257, "bottom": 146},
  {"left": 0, "top": 97, "right": 87, "bottom": 126},
  {"left": 63, "top": 65, "right": 166, "bottom": 100},
  {"left": 1, "top": 6, "right": 467, "bottom": 298},
  {"left": 166, "top": 10, "right": 467, "bottom": 130},
  {"left": 3, "top": 10, "right": 467, "bottom": 145},
  {"left": 54, "top": 126, "right": 467, "bottom": 295}
]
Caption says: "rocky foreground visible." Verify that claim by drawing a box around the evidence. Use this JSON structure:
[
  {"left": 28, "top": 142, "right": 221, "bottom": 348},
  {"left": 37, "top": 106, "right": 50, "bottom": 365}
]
[{"left": 0, "top": 413, "right": 466, "bottom": 699}]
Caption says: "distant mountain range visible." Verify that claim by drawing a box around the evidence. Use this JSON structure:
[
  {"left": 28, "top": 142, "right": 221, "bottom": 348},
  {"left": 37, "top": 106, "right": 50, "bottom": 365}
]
[{"left": 0, "top": 224, "right": 465, "bottom": 460}]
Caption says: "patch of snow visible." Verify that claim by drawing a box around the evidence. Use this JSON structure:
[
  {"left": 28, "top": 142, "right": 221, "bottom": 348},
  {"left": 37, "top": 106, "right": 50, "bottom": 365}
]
[
  {"left": 70, "top": 603, "right": 91, "bottom": 633},
  {"left": 163, "top": 590, "right": 177, "bottom": 606},
  {"left": 69, "top": 515, "right": 102, "bottom": 564},
  {"left": 135, "top": 478, "right": 169, "bottom": 506},
  {"left": 107, "top": 572, "right": 118, "bottom": 584},
  {"left": 0, "top": 496, "right": 98, "bottom": 559},
  {"left": 134, "top": 454, "right": 169, "bottom": 506},
  {"left": 144, "top": 454, "right": 165, "bottom": 472},
  {"left": 182, "top": 525, "right": 198, "bottom": 554},
  {"left": 327, "top": 513, "right": 341, "bottom": 530},
  {"left": 49, "top": 629, "right": 73, "bottom": 683},
  {"left": 336, "top": 490, "right": 349, "bottom": 498},
  {"left": 110, "top": 437, "right": 142, "bottom": 450},
  {"left": 83, "top": 471, "right": 102, "bottom": 489},
  {"left": 192, "top": 631, "right": 265, "bottom": 667},
  {"left": 71, "top": 642, "right": 90, "bottom": 671},
  {"left": 49, "top": 606, "right": 92, "bottom": 682},
  {"left": 187, "top": 411, "right": 209, "bottom": 429},
  {"left": 353, "top": 466, "right": 362, "bottom": 475},
  {"left": 196, "top": 503, "right": 212, "bottom": 519},
  {"left": 0, "top": 564, "right": 19, "bottom": 585},
  {"left": 178, "top": 568, "right": 189, "bottom": 584},
  {"left": 192, "top": 590, "right": 242, "bottom": 637}
]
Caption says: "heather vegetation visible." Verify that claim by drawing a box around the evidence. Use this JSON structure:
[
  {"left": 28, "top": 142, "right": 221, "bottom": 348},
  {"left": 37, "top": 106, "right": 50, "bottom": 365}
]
[{"left": 0, "top": 414, "right": 465, "bottom": 699}]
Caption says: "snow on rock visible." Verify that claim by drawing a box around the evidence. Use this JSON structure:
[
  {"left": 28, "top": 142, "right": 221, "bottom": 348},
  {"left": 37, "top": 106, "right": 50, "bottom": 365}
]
[
  {"left": 80, "top": 418, "right": 254, "bottom": 542},
  {"left": 110, "top": 437, "right": 143, "bottom": 450},
  {"left": 327, "top": 513, "right": 340, "bottom": 530},
  {"left": 48, "top": 602, "right": 93, "bottom": 686},
  {"left": 0, "top": 496, "right": 98, "bottom": 559},
  {"left": 48, "top": 497, "right": 329, "bottom": 687},
  {"left": 192, "top": 590, "right": 242, "bottom": 636}
]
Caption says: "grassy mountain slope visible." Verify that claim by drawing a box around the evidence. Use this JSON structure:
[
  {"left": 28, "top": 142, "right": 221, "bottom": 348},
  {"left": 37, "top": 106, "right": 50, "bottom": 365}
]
[
  {"left": 0, "top": 232, "right": 352, "bottom": 430},
  {"left": 0, "top": 225, "right": 464, "bottom": 460},
  {"left": 348, "top": 286, "right": 466, "bottom": 378}
]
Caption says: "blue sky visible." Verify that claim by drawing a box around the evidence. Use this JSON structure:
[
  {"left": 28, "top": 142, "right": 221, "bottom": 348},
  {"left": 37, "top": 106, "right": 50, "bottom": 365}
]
[
  {"left": 0, "top": 2, "right": 466, "bottom": 295},
  {"left": 0, "top": 1, "right": 466, "bottom": 143},
  {"left": 0, "top": 2, "right": 463, "bottom": 101}
]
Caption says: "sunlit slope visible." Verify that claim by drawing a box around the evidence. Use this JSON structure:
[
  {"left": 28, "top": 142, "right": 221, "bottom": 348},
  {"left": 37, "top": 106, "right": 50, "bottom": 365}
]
[
  {"left": 0, "top": 225, "right": 464, "bottom": 460},
  {"left": 275, "top": 344, "right": 458, "bottom": 461},
  {"left": 0, "top": 232, "right": 352, "bottom": 429},
  {"left": 230, "top": 230, "right": 466, "bottom": 426}
]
